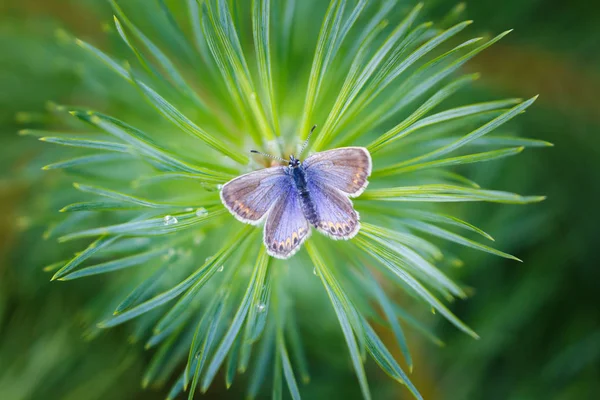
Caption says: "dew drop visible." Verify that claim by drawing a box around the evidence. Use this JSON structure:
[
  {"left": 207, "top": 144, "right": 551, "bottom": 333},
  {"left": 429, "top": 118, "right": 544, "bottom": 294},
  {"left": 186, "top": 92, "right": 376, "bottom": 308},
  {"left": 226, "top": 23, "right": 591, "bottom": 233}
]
[
  {"left": 216, "top": 184, "right": 223, "bottom": 190},
  {"left": 217, "top": 265, "right": 224, "bottom": 272},
  {"left": 257, "top": 303, "right": 266, "bottom": 312},
  {"left": 184, "top": 207, "right": 194, "bottom": 212},
  {"left": 195, "top": 208, "right": 208, "bottom": 217},
  {"left": 313, "top": 267, "right": 319, "bottom": 276},
  {"left": 163, "top": 215, "right": 178, "bottom": 225},
  {"left": 205, "top": 256, "right": 213, "bottom": 263}
]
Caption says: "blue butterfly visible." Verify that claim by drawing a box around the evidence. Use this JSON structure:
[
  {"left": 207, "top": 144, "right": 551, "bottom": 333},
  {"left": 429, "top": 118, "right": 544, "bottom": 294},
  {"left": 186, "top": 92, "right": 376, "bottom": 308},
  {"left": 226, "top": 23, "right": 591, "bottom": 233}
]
[{"left": 220, "top": 126, "right": 372, "bottom": 259}]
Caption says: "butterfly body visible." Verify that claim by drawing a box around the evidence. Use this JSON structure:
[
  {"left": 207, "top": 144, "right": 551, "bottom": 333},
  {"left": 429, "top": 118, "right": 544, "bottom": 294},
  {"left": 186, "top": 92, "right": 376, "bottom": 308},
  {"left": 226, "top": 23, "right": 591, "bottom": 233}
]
[
  {"left": 288, "top": 160, "right": 319, "bottom": 226},
  {"left": 220, "top": 147, "right": 372, "bottom": 259}
]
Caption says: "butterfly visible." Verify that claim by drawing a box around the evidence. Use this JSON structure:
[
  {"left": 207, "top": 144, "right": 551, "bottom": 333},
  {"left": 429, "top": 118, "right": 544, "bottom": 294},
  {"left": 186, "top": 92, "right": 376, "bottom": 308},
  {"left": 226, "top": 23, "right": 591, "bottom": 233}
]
[{"left": 220, "top": 126, "right": 372, "bottom": 259}]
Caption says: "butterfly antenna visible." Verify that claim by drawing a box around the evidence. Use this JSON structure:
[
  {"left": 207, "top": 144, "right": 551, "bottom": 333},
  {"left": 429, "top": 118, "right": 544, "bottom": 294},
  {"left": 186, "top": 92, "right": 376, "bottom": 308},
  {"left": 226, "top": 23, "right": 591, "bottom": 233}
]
[
  {"left": 250, "top": 150, "right": 287, "bottom": 164},
  {"left": 299, "top": 125, "right": 317, "bottom": 157}
]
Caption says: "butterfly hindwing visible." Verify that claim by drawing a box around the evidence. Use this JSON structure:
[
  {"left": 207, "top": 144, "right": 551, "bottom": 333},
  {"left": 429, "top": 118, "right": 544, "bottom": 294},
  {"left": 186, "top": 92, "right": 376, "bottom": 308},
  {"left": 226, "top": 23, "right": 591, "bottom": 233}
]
[
  {"left": 307, "top": 178, "right": 360, "bottom": 240},
  {"left": 220, "top": 166, "right": 290, "bottom": 225},
  {"left": 303, "top": 147, "right": 372, "bottom": 197},
  {"left": 264, "top": 188, "right": 311, "bottom": 259}
]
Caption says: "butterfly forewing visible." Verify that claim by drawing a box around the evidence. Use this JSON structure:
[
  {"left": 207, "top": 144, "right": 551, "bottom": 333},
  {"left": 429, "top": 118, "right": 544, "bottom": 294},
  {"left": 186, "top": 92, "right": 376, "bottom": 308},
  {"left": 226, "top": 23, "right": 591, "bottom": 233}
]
[
  {"left": 304, "top": 147, "right": 372, "bottom": 197},
  {"left": 220, "top": 166, "right": 290, "bottom": 224},
  {"left": 264, "top": 189, "right": 310, "bottom": 259}
]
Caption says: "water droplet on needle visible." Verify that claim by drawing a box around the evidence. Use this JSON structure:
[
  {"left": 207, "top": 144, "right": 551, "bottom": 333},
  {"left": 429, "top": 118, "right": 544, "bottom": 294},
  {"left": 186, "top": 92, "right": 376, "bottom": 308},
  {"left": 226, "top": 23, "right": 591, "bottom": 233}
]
[{"left": 163, "top": 215, "right": 178, "bottom": 225}]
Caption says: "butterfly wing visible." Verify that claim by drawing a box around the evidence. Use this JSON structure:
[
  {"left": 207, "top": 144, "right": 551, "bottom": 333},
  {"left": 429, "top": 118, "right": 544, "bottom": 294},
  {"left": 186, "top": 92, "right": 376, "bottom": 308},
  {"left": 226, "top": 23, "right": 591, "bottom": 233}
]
[
  {"left": 220, "top": 166, "right": 290, "bottom": 225},
  {"left": 264, "top": 189, "right": 310, "bottom": 259},
  {"left": 307, "top": 178, "right": 360, "bottom": 240},
  {"left": 303, "top": 147, "right": 372, "bottom": 197}
]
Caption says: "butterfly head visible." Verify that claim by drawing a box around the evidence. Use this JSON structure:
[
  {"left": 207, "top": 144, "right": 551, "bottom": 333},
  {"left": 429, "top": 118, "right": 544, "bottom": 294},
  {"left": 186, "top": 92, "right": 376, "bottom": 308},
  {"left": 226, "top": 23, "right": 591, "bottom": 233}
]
[
  {"left": 250, "top": 124, "right": 316, "bottom": 168},
  {"left": 289, "top": 155, "right": 301, "bottom": 168}
]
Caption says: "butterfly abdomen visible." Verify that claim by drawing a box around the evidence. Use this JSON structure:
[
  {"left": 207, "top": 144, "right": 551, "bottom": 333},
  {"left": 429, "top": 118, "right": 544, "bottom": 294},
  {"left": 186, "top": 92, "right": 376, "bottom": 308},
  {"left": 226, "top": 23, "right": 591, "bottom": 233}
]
[
  {"left": 291, "top": 165, "right": 319, "bottom": 226},
  {"left": 300, "top": 191, "right": 318, "bottom": 226}
]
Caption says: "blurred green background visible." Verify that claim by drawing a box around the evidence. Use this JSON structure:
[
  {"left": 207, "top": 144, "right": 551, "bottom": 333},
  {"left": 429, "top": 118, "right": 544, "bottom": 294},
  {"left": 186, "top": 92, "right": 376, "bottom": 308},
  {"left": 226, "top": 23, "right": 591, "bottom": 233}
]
[{"left": 1, "top": 0, "right": 598, "bottom": 399}]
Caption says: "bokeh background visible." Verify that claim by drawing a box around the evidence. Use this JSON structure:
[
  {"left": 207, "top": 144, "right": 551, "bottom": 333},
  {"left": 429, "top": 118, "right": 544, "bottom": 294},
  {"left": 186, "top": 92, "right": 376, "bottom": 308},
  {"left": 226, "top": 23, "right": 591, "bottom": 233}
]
[{"left": 0, "top": 0, "right": 598, "bottom": 399}]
